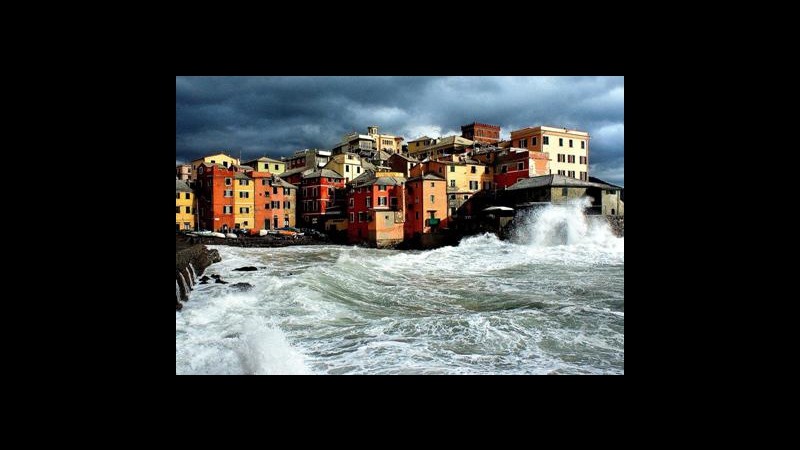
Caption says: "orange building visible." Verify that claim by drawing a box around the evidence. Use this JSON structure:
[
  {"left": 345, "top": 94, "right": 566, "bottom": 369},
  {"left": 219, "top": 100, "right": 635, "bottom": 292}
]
[
  {"left": 248, "top": 170, "right": 298, "bottom": 230},
  {"left": 494, "top": 148, "right": 550, "bottom": 189},
  {"left": 300, "top": 169, "right": 345, "bottom": 228},
  {"left": 347, "top": 171, "right": 406, "bottom": 247},
  {"left": 196, "top": 163, "right": 237, "bottom": 232},
  {"left": 404, "top": 172, "right": 447, "bottom": 239}
]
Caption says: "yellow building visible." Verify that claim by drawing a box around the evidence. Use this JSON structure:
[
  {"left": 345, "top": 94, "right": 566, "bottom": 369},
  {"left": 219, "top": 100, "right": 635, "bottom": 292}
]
[
  {"left": 367, "top": 125, "right": 404, "bottom": 154},
  {"left": 408, "top": 135, "right": 473, "bottom": 160},
  {"left": 233, "top": 172, "right": 255, "bottom": 230},
  {"left": 415, "top": 156, "right": 493, "bottom": 219},
  {"left": 175, "top": 180, "right": 195, "bottom": 231},
  {"left": 243, "top": 156, "right": 286, "bottom": 175},
  {"left": 189, "top": 152, "right": 241, "bottom": 180},
  {"left": 324, "top": 152, "right": 366, "bottom": 182},
  {"left": 407, "top": 136, "right": 436, "bottom": 154},
  {"left": 510, "top": 126, "right": 590, "bottom": 181}
]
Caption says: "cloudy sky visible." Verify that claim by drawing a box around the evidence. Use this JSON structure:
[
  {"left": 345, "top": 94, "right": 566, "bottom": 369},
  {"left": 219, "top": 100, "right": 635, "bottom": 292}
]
[{"left": 176, "top": 76, "right": 624, "bottom": 185}]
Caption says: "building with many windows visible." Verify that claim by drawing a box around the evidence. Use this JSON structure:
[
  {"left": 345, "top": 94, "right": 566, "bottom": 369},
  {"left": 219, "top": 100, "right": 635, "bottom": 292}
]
[
  {"left": 300, "top": 169, "right": 346, "bottom": 228},
  {"left": 233, "top": 172, "right": 255, "bottom": 231},
  {"left": 509, "top": 126, "right": 589, "bottom": 181},
  {"left": 175, "top": 180, "right": 195, "bottom": 231},
  {"left": 243, "top": 156, "right": 286, "bottom": 175},
  {"left": 347, "top": 170, "right": 406, "bottom": 247},
  {"left": 404, "top": 171, "right": 447, "bottom": 239},
  {"left": 461, "top": 122, "right": 500, "bottom": 145},
  {"left": 195, "top": 163, "right": 237, "bottom": 232},
  {"left": 189, "top": 152, "right": 241, "bottom": 180}
]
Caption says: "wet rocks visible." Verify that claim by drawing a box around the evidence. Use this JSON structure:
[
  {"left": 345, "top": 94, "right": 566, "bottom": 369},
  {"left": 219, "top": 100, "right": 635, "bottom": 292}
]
[
  {"left": 233, "top": 266, "right": 258, "bottom": 271},
  {"left": 215, "top": 278, "right": 229, "bottom": 284},
  {"left": 176, "top": 241, "right": 223, "bottom": 312},
  {"left": 230, "top": 282, "right": 254, "bottom": 291}
]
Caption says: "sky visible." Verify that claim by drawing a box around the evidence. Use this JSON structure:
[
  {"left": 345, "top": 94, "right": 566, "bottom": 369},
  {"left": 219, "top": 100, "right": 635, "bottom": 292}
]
[{"left": 176, "top": 76, "right": 624, "bottom": 185}]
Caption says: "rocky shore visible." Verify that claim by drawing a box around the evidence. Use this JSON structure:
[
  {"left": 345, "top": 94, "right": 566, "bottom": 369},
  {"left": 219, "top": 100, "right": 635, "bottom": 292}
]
[
  {"left": 605, "top": 216, "right": 624, "bottom": 237},
  {"left": 176, "top": 235, "right": 221, "bottom": 311}
]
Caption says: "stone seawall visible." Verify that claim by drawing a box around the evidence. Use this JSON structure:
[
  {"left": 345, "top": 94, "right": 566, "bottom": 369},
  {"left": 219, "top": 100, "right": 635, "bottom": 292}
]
[
  {"left": 605, "top": 216, "right": 624, "bottom": 237},
  {"left": 176, "top": 243, "right": 221, "bottom": 311}
]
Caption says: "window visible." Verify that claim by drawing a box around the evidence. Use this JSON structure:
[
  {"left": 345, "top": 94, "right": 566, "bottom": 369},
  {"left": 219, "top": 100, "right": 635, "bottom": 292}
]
[
  {"left": 484, "top": 166, "right": 490, "bottom": 173},
  {"left": 483, "top": 182, "right": 491, "bottom": 190},
  {"left": 559, "top": 138, "right": 563, "bottom": 146},
  {"left": 543, "top": 136, "right": 549, "bottom": 145},
  {"left": 390, "top": 197, "right": 398, "bottom": 207},
  {"left": 416, "top": 212, "right": 419, "bottom": 219},
  {"left": 378, "top": 197, "right": 387, "bottom": 206},
  {"left": 471, "top": 166, "right": 476, "bottom": 173},
  {"left": 286, "top": 201, "right": 291, "bottom": 209},
  {"left": 568, "top": 155, "right": 575, "bottom": 163},
  {"left": 175, "top": 206, "right": 180, "bottom": 214},
  {"left": 569, "top": 139, "right": 573, "bottom": 148},
  {"left": 450, "top": 207, "right": 456, "bottom": 216},
  {"left": 557, "top": 154, "right": 565, "bottom": 163},
  {"left": 328, "top": 187, "right": 334, "bottom": 197},
  {"left": 430, "top": 182, "right": 434, "bottom": 187},
  {"left": 238, "top": 179, "right": 249, "bottom": 186},
  {"left": 243, "top": 221, "right": 248, "bottom": 226},
  {"left": 184, "top": 193, "right": 190, "bottom": 199},
  {"left": 346, "top": 165, "right": 350, "bottom": 172},
  {"left": 265, "top": 203, "right": 270, "bottom": 209},
  {"left": 429, "top": 212, "right": 435, "bottom": 219},
  {"left": 469, "top": 181, "right": 478, "bottom": 190},
  {"left": 357, "top": 167, "right": 361, "bottom": 173},
  {"left": 450, "top": 180, "right": 456, "bottom": 187},
  {"left": 350, "top": 212, "right": 354, "bottom": 222},
  {"left": 519, "top": 138, "right": 527, "bottom": 148},
  {"left": 261, "top": 179, "right": 267, "bottom": 186},
  {"left": 223, "top": 205, "right": 233, "bottom": 214},
  {"left": 211, "top": 160, "right": 216, "bottom": 164},
  {"left": 568, "top": 170, "right": 575, "bottom": 178},
  {"left": 239, "top": 207, "right": 250, "bottom": 213},
  {"left": 430, "top": 195, "right": 435, "bottom": 203},
  {"left": 532, "top": 137, "right": 537, "bottom": 146},
  {"left": 185, "top": 206, "right": 190, "bottom": 213},
  {"left": 223, "top": 161, "right": 228, "bottom": 167},
  {"left": 501, "top": 165, "right": 507, "bottom": 173},
  {"left": 176, "top": 193, "right": 180, "bottom": 199},
  {"left": 464, "top": 195, "right": 469, "bottom": 200},
  {"left": 580, "top": 171, "right": 587, "bottom": 181},
  {"left": 239, "top": 191, "right": 250, "bottom": 198},
  {"left": 273, "top": 186, "right": 278, "bottom": 194},
  {"left": 580, "top": 156, "right": 587, "bottom": 164},
  {"left": 225, "top": 178, "right": 232, "bottom": 186},
  {"left": 438, "top": 167, "right": 442, "bottom": 173},
  {"left": 366, "top": 196, "right": 371, "bottom": 207},
  {"left": 275, "top": 164, "right": 279, "bottom": 170},
  {"left": 558, "top": 170, "right": 566, "bottom": 176},
  {"left": 562, "top": 187, "right": 568, "bottom": 196},
  {"left": 581, "top": 141, "right": 585, "bottom": 149},
  {"left": 224, "top": 190, "right": 233, "bottom": 197},
  {"left": 450, "top": 194, "right": 456, "bottom": 200},
  {"left": 378, "top": 185, "right": 386, "bottom": 191},
  {"left": 358, "top": 212, "right": 365, "bottom": 222},
  {"left": 184, "top": 222, "right": 191, "bottom": 230},
  {"left": 349, "top": 198, "right": 354, "bottom": 208},
  {"left": 517, "top": 162, "right": 524, "bottom": 171}
]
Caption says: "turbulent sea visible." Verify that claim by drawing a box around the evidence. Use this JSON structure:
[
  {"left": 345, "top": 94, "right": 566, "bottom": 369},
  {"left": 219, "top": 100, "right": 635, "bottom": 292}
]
[{"left": 176, "top": 200, "right": 624, "bottom": 374}]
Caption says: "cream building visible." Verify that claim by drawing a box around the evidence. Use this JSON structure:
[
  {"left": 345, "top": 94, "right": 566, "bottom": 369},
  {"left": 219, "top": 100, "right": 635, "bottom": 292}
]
[
  {"left": 367, "top": 125, "right": 404, "bottom": 154},
  {"left": 189, "top": 152, "right": 241, "bottom": 180},
  {"left": 324, "top": 152, "right": 367, "bottom": 182},
  {"left": 243, "top": 156, "right": 286, "bottom": 175},
  {"left": 509, "top": 126, "right": 590, "bottom": 181},
  {"left": 233, "top": 172, "right": 255, "bottom": 230}
]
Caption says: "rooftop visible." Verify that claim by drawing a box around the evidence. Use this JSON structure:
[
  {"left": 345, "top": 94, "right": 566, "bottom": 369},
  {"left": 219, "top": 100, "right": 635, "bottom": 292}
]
[
  {"left": 176, "top": 179, "right": 193, "bottom": 193},
  {"left": 506, "top": 175, "right": 615, "bottom": 191}
]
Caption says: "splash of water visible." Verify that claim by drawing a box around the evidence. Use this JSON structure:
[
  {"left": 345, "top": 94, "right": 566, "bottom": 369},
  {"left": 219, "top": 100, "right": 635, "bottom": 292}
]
[
  {"left": 237, "top": 317, "right": 312, "bottom": 375},
  {"left": 188, "top": 263, "right": 196, "bottom": 281},
  {"left": 510, "top": 197, "right": 619, "bottom": 248},
  {"left": 178, "top": 272, "right": 188, "bottom": 298}
]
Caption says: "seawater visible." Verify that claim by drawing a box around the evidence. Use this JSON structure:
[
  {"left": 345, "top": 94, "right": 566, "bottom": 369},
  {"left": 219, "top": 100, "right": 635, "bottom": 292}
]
[{"left": 176, "top": 199, "right": 624, "bottom": 374}]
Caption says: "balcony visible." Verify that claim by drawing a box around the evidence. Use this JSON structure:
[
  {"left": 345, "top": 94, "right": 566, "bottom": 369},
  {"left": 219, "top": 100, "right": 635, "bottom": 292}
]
[{"left": 426, "top": 218, "right": 440, "bottom": 226}]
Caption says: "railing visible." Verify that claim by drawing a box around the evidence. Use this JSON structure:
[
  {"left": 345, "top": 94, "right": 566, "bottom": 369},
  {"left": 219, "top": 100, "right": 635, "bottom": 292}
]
[{"left": 427, "top": 218, "right": 440, "bottom": 226}]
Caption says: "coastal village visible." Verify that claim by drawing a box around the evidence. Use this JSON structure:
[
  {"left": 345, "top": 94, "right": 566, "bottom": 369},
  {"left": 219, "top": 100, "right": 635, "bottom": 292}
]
[{"left": 176, "top": 122, "right": 624, "bottom": 249}]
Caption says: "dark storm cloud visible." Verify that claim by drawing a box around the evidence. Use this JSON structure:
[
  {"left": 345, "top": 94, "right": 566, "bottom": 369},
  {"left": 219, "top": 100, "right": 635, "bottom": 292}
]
[{"left": 176, "top": 76, "right": 624, "bottom": 185}]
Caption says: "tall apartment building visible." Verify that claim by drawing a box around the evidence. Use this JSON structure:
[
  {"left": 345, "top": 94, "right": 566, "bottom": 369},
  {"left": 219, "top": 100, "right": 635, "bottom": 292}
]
[
  {"left": 189, "top": 152, "right": 241, "bottom": 180},
  {"left": 509, "top": 126, "right": 589, "bottom": 181},
  {"left": 175, "top": 180, "right": 195, "bottom": 231}
]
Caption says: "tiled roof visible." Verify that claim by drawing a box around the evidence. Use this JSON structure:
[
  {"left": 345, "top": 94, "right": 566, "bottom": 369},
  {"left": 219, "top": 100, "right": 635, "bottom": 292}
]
[
  {"left": 176, "top": 180, "right": 193, "bottom": 193},
  {"left": 506, "top": 175, "right": 615, "bottom": 191},
  {"left": 303, "top": 168, "right": 344, "bottom": 179}
]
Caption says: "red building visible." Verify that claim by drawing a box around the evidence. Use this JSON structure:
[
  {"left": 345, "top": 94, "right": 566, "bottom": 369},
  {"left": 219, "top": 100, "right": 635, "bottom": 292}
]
[
  {"left": 196, "top": 163, "right": 237, "bottom": 232},
  {"left": 461, "top": 122, "right": 500, "bottom": 145},
  {"left": 493, "top": 149, "right": 550, "bottom": 189},
  {"left": 300, "top": 169, "right": 345, "bottom": 227},
  {"left": 347, "top": 171, "right": 406, "bottom": 247}
]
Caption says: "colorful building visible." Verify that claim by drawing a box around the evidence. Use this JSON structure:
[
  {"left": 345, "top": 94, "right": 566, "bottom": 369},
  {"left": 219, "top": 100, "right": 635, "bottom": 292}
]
[
  {"left": 494, "top": 148, "right": 550, "bottom": 189},
  {"left": 196, "top": 163, "right": 236, "bottom": 232},
  {"left": 189, "top": 152, "right": 241, "bottom": 180},
  {"left": 324, "top": 152, "right": 366, "bottom": 183},
  {"left": 367, "top": 125, "right": 404, "bottom": 154},
  {"left": 406, "top": 136, "right": 436, "bottom": 154},
  {"left": 282, "top": 149, "right": 331, "bottom": 170},
  {"left": 461, "top": 122, "right": 500, "bottom": 145},
  {"left": 408, "top": 135, "right": 473, "bottom": 160},
  {"left": 387, "top": 153, "right": 420, "bottom": 177},
  {"left": 248, "top": 170, "right": 298, "bottom": 230},
  {"left": 243, "top": 156, "right": 286, "bottom": 175},
  {"left": 176, "top": 164, "right": 192, "bottom": 181},
  {"left": 410, "top": 156, "right": 493, "bottom": 220},
  {"left": 233, "top": 171, "right": 255, "bottom": 230},
  {"left": 509, "top": 126, "right": 589, "bottom": 181},
  {"left": 404, "top": 173, "right": 447, "bottom": 239},
  {"left": 175, "top": 180, "right": 195, "bottom": 231},
  {"left": 347, "top": 171, "right": 407, "bottom": 247},
  {"left": 300, "top": 169, "right": 346, "bottom": 228}
]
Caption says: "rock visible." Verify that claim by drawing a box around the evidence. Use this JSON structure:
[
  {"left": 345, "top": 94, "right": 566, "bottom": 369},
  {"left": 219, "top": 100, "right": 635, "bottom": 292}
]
[
  {"left": 176, "top": 302, "right": 183, "bottom": 311},
  {"left": 230, "top": 282, "right": 254, "bottom": 291},
  {"left": 199, "top": 280, "right": 208, "bottom": 284},
  {"left": 210, "top": 274, "right": 221, "bottom": 279},
  {"left": 199, "top": 275, "right": 211, "bottom": 282},
  {"left": 233, "top": 266, "right": 258, "bottom": 271},
  {"left": 215, "top": 278, "right": 229, "bottom": 284}
]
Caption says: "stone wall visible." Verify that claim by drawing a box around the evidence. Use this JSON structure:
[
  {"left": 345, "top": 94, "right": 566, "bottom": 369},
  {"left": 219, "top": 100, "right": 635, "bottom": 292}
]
[{"left": 176, "top": 244, "right": 221, "bottom": 311}]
